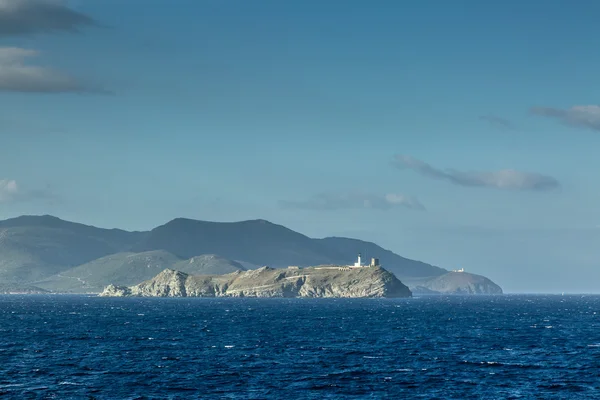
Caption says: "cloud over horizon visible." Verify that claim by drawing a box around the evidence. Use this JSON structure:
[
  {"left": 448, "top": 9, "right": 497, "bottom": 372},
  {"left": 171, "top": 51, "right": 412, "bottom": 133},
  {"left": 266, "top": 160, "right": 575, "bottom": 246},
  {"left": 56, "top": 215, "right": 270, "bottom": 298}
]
[
  {"left": 279, "top": 192, "right": 426, "bottom": 211},
  {"left": 0, "top": 179, "right": 56, "bottom": 203},
  {"left": 531, "top": 105, "right": 600, "bottom": 132},
  {"left": 0, "top": 0, "right": 96, "bottom": 37},
  {"left": 393, "top": 155, "right": 560, "bottom": 191}
]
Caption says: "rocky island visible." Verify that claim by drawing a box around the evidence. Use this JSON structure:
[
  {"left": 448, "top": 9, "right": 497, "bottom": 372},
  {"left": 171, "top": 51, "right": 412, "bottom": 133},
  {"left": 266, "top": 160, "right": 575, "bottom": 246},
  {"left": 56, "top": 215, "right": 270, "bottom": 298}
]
[{"left": 99, "top": 265, "right": 412, "bottom": 298}]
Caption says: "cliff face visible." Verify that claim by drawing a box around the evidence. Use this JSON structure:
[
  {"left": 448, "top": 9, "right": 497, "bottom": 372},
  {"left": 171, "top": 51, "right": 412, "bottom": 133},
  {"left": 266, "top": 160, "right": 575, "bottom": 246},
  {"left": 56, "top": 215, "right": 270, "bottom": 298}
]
[
  {"left": 99, "top": 266, "right": 412, "bottom": 298},
  {"left": 409, "top": 272, "right": 503, "bottom": 295}
]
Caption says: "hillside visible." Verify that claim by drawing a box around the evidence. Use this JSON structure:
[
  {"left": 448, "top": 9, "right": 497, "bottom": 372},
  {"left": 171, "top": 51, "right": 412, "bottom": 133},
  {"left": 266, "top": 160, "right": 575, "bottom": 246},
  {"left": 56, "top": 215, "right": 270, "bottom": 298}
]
[
  {"left": 317, "top": 237, "right": 446, "bottom": 278},
  {"left": 0, "top": 283, "right": 48, "bottom": 294},
  {"left": 36, "top": 251, "right": 246, "bottom": 293},
  {"left": 131, "top": 218, "right": 448, "bottom": 279},
  {"left": 408, "top": 272, "right": 503, "bottom": 295},
  {"left": 131, "top": 218, "right": 347, "bottom": 267},
  {"left": 0, "top": 215, "right": 143, "bottom": 283}
]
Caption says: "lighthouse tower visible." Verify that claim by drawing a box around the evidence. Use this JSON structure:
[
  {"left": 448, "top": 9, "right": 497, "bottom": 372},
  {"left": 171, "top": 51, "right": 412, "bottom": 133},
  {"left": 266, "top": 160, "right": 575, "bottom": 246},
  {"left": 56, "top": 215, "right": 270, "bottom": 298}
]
[{"left": 354, "top": 253, "right": 362, "bottom": 268}]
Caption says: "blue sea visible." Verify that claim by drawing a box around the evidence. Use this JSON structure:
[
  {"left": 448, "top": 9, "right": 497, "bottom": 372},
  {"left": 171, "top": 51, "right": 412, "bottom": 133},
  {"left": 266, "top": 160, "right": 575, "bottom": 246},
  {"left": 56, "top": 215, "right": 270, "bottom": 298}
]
[{"left": 1, "top": 295, "right": 599, "bottom": 399}]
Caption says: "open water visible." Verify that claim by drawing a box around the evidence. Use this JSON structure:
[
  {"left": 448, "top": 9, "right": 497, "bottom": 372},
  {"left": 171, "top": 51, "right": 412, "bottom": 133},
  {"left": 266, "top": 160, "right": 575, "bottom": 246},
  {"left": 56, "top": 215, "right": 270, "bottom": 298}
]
[{"left": 0, "top": 295, "right": 599, "bottom": 399}]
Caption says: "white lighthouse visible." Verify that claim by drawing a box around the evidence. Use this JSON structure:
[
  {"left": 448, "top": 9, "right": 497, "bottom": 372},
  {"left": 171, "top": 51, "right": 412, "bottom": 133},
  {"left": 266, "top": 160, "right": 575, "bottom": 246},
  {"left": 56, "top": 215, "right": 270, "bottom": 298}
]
[{"left": 354, "top": 253, "right": 362, "bottom": 268}]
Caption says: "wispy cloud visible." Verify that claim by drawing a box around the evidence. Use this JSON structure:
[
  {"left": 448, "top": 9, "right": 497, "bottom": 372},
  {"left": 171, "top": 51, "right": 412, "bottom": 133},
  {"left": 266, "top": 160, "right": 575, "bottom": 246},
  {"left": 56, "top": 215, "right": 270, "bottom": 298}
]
[
  {"left": 480, "top": 115, "right": 514, "bottom": 130},
  {"left": 393, "top": 155, "right": 559, "bottom": 191},
  {"left": 0, "top": 179, "right": 19, "bottom": 202},
  {"left": 0, "top": 0, "right": 96, "bottom": 37},
  {"left": 0, "top": 179, "right": 55, "bottom": 203},
  {"left": 531, "top": 105, "right": 600, "bottom": 132},
  {"left": 0, "top": 47, "right": 102, "bottom": 93},
  {"left": 279, "top": 192, "right": 426, "bottom": 211},
  {"left": 0, "top": 1, "right": 105, "bottom": 94}
]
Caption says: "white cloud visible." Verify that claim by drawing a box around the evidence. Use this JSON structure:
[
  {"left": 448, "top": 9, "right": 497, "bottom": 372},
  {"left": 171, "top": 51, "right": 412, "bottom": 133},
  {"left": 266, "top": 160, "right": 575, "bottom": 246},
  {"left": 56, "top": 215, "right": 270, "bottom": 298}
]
[
  {"left": 0, "top": 2, "right": 103, "bottom": 93},
  {"left": 0, "top": 179, "right": 19, "bottom": 202},
  {"left": 0, "top": 179, "right": 55, "bottom": 203},
  {"left": 0, "top": 46, "right": 98, "bottom": 93},
  {"left": 531, "top": 105, "right": 600, "bottom": 132},
  {"left": 0, "top": 0, "right": 95, "bottom": 37},
  {"left": 279, "top": 192, "right": 426, "bottom": 211},
  {"left": 393, "top": 154, "right": 559, "bottom": 191}
]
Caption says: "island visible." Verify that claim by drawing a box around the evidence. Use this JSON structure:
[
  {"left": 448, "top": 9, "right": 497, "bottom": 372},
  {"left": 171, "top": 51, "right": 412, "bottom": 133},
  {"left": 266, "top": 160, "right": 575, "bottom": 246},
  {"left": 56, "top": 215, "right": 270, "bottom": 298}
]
[{"left": 99, "top": 264, "right": 413, "bottom": 298}]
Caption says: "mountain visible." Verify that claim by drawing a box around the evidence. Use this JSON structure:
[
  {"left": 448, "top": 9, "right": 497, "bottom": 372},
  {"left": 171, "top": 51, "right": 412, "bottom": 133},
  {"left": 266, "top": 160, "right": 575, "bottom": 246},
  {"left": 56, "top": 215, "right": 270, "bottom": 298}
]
[
  {"left": 131, "top": 218, "right": 448, "bottom": 279},
  {"left": 172, "top": 254, "right": 247, "bottom": 275},
  {"left": 99, "top": 266, "right": 412, "bottom": 298},
  {"left": 36, "top": 251, "right": 246, "bottom": 293},
  {"left": 0, "top": 215, "right": 502, "bottom": 294},
  {"left": 317, "top": 237, "right": 447, "bottom": 278},
  {"left": 131, "top": 218, "right": 347, "bottom": 267},
  {"left": 0, "top": 215, "right": 143, "bottom": 283}
]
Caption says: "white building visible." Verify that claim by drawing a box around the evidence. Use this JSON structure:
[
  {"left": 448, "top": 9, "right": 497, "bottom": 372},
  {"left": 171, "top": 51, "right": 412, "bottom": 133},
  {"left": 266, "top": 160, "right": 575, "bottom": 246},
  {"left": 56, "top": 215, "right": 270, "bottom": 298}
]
[
  {"left": 350, "top": 254, "right": 380, "bottom": 268},
  {"left": 353, "top": 253, "right": 363, "bottom": 268}
]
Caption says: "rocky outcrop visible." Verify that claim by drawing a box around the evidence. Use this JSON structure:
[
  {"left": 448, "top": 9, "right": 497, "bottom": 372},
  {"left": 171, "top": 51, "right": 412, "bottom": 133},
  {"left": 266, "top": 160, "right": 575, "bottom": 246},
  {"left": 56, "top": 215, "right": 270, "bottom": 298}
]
[
  {"left": 99, "top": 266, "right": 412, "bottom": 298},
  {"left": 409, "top": 272, "right": 503, "bottom": 295}
]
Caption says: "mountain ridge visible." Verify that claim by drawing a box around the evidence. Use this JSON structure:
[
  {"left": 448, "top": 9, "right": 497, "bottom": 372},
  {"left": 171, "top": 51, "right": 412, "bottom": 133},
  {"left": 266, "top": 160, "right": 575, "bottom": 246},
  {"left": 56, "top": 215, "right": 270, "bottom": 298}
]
[{"left": 0, "top": 214, "right": 500, "bottom": 294}]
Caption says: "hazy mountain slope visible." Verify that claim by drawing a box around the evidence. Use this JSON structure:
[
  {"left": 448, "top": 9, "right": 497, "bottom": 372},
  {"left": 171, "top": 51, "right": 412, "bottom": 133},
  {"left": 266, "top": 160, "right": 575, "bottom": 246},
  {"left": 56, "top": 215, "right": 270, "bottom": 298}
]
[
  {"left": 316, "top": 237, "right": 447, "bottom": 279},
  {"left": 131, "top": 218, "right": 346, "bottom": 268},
  {"left": 0, "top": 215, "right": 496, "bottom": 291},
  {"left": 0, "top": 216, "right": 144, "bottom": 283},
  {"left": 0, "top": 283, "right": 48, "bottom": 294},
  {"left": 36, "top": 251, "right": 246, "bottom": 293},
  {"left": 408, "top": 272, "right": 503, "bottom": 295},
  {"left": 36, "top": 250, "right": 180, "bottom": 292},
  {"left": 172, "top": 255, "right": 247, "bottom": 275}
]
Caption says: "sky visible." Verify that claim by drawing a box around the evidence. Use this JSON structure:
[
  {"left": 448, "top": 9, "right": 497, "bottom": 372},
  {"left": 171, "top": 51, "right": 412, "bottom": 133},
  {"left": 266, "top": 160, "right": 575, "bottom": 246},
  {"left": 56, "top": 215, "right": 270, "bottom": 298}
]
[{"left": 1, "top": 0, "right": 600, "bottom": 293}]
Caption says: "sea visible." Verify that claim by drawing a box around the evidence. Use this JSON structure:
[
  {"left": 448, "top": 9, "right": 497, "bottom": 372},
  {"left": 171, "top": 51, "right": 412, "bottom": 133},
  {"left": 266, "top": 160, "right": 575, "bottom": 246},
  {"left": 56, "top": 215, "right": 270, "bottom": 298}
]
[{"left": 1, "top": 295, "right": 599, "bottom": 399}]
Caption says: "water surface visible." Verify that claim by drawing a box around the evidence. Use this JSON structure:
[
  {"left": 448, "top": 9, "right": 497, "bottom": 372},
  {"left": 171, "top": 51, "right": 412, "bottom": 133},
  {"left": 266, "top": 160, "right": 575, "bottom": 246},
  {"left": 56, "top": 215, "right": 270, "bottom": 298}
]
[{"left": 1, "top": 295, "right": 599, "bottom": 399}]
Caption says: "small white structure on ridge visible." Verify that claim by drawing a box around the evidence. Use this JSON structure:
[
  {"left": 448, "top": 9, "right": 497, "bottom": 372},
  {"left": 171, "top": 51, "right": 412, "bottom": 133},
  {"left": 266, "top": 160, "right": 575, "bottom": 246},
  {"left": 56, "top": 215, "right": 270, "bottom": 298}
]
[{"left": 354, "top": 253, "right": 363, "bottom": 268}]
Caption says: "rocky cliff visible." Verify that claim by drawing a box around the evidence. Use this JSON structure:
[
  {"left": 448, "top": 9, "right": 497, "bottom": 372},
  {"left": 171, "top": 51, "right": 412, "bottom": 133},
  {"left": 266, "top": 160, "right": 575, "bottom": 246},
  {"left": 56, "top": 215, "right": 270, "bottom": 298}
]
[{"left": 99, "top": 266, "right": 412, "bottom": 298}]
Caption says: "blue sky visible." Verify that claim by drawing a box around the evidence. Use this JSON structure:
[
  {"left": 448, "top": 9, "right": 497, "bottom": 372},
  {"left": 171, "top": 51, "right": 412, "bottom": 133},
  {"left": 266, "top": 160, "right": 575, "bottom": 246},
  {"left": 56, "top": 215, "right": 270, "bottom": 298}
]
[{"left": 2, "top": 0, "right": 600, "bottom": 293}]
